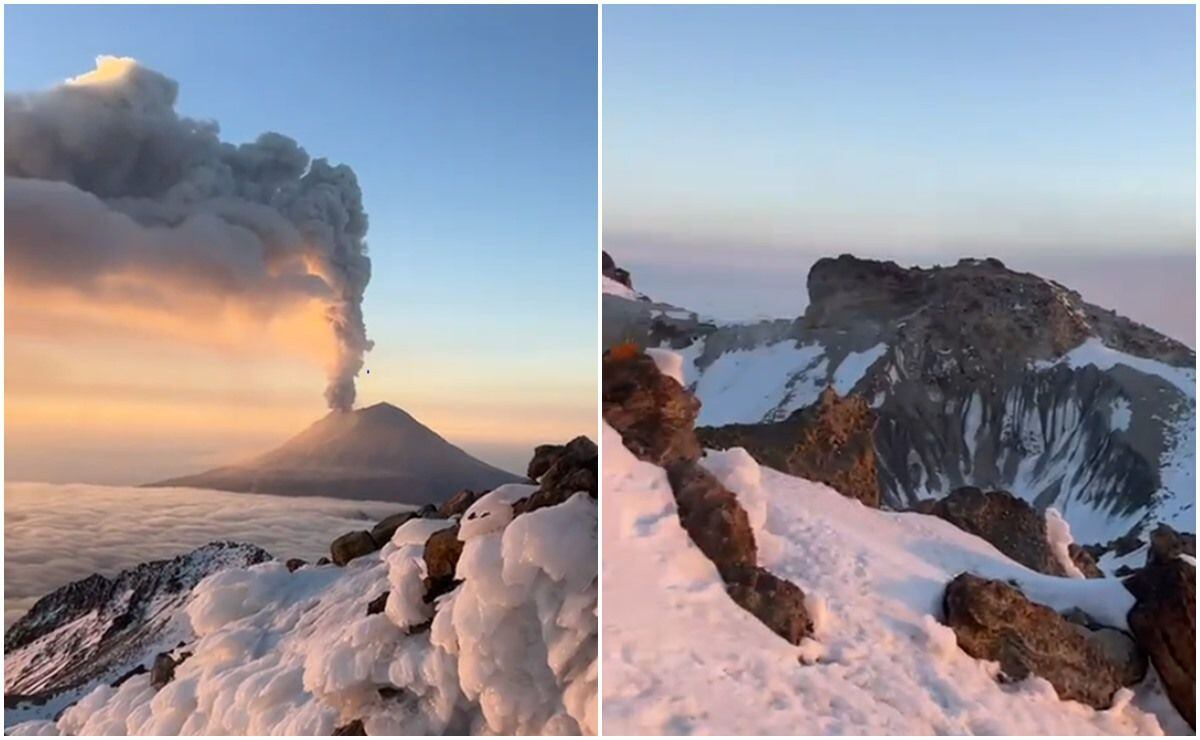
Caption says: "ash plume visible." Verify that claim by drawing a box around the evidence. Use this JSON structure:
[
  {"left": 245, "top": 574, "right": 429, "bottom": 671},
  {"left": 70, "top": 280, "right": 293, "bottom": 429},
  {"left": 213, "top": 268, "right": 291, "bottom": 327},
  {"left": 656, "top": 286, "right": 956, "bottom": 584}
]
[{"left": 5, "top": 56, "right": 373, "bottom": 410}]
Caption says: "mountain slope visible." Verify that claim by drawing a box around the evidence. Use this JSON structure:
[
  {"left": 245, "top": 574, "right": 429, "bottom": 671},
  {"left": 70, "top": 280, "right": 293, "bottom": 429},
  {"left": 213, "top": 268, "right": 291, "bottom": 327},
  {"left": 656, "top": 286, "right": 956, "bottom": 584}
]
[
  {"left": 602, "top": 254, "right": 1195, "bottom": 545},
  {"left": 602, "top": 424, "right": 1189, "bottom": 734},
  {"left": 152, "top": 402, "right": 522, "bottom": 504},
  {"left": 4, "top": 543, "right": 272, "bottom": 725}
]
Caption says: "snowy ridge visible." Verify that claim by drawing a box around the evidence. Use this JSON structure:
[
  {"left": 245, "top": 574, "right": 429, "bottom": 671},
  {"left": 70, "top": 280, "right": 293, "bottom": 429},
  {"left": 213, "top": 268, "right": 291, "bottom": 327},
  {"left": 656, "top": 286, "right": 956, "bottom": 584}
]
[
  {"left": 602, "top": 424, "right": 1188, "bottom": 734},
  {"left": 9, "top": 488, "right": 598, "bottom": 736}
]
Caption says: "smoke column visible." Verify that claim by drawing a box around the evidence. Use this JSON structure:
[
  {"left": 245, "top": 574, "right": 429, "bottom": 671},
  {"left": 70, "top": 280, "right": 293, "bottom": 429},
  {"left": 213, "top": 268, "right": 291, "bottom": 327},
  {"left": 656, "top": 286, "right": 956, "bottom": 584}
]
[{"left": 5, "top": 57, "right": 373, "bottom": 410}]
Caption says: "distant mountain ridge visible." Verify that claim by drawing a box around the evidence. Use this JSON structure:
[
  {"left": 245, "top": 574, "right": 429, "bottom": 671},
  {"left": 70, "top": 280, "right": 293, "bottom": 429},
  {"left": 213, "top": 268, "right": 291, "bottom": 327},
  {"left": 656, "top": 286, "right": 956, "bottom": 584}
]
[
  {"left": 151, "top": 402, "right": 522, "bottom": 504},
  {"left": 603, "top": 253, "right": 1196, "bottom": 547}
]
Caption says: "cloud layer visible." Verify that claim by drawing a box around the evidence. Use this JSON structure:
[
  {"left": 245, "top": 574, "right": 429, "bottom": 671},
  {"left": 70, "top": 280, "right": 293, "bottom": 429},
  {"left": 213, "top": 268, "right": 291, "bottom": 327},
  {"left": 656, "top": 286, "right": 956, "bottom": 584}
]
[{"left": 4, "top": 482, "right": 402, "bottom": 626}]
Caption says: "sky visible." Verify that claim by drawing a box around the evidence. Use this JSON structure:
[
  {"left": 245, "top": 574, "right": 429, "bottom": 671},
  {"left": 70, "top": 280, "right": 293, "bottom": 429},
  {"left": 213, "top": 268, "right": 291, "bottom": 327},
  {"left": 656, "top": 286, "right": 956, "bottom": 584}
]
[
  {"left": 604, "top": 4, "right": 1196, "bottom": 344},
  {"left": 5, "top": 4, "right": 598, "bottom": 483}
]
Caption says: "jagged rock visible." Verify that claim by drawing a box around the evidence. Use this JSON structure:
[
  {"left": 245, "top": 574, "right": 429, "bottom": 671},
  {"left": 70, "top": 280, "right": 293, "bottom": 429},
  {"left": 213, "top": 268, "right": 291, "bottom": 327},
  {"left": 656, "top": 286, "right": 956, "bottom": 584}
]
[
  {"left": 1125, "top": 558, "right": 1196, "bottom": 727},
  {"left": 285, "top": 558, "right": 307, "bottom": 572},
  {"left": 942, "top": 573, "right": 1133, "bottom": 708},
  {"left": 369, "top": 512, "right": 418, "bottom": 547},
  {"left": 603, "top": 348, "right": 701, "bottom": 467},
  {"left": 333, "top": 718, "right": 366, "bottom": 735},
  {"left": 528, "top": 443, "right": 566, "bottom": 480},
  {"left": 150, "top": 650, "right": 190, "bottom": 691},
  {"left": 4, "top": 542, "right": 271, "bottom": 706},
  {"left": 423, "top": 526, "right": 464, "bottom": 602},
  {"left": 1068, "top": 544, "right": 1104, "bottom": 578},
  {"left": 515, "top": 436, "right": 598, "bottom": 515},
  {"left": 602, "top": 250, "right": 633, "bottom": 289},
  {"left": 919, "top": 487, "right": 1067, "bottom": 577},
  {"left": 366, "top": 592, "right": 388, "bottom": 616},
  {"left": 316, "top": 557, "right": 332, "bottom": 567},
  {"left": 1115, "top": 565, "right": 1136, "bottom": 578},
  {"left": 697, "top": 386, "right": 880, "bottom": 507},
  {"left": 1147, "top": 523, "right": 1196, "bottom": 567},
  {"left": 110, "top": 664, "right": 147, "bottom": 688},
  {"left": 330, "top": 530, "right": 379, "bottom": 566},
  {"left": 724, "top": 565, "right": 812, "bottom": 645},
  {"left": 438, "top": 489, "right": 479, "bottom": 519},
  {"left": 666, "top": 461, "right": 758, "bottom": 578}
]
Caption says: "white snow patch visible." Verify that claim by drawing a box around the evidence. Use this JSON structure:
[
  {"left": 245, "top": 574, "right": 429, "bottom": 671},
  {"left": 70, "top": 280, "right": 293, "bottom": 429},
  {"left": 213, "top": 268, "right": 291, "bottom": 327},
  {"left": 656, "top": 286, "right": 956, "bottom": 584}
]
[
  {"left": 644, "top": 348, "right": 685, "bottom": 386},
  {"left": 831, "top": 343, "right": 887, "bottom": 395},
  {"left": 602, "top": 276, "right": 640, "bottom": 301},
  {"left": 693, "top": 341, "right": 828, "bottom": 426},
  {"left": 604, "top": 424, "right": 1180, "bottom": 734},
  {"left": 1110, "top": 397, "right": 1133, "bottom": 432},
  {"left": 1045, "top": 508, "right": 1086, "bottom": 579}
]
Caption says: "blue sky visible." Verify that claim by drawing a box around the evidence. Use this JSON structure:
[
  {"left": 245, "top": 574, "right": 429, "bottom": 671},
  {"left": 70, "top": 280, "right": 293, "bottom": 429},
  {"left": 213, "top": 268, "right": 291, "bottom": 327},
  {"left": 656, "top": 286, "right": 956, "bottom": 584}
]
[
  {"left": 605, "top": 5, "right": 1195, "bottom": 342},
  {"left": 6, "top": 5, "right": 597, "bottom": 474}
]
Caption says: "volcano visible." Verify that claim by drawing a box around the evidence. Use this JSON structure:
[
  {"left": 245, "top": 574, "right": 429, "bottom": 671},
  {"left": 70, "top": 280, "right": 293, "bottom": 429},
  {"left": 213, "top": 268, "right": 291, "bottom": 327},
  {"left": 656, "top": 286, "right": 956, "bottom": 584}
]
[{"left": 150, "top": 402, "right": 522, "bottom": 504}]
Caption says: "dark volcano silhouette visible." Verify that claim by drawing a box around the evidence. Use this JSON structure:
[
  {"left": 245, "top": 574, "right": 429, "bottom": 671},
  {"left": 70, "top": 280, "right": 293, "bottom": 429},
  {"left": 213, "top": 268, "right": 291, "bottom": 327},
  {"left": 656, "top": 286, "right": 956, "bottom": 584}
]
[{"left": 149, "top": 402, "right": 522, "bottom": 504}]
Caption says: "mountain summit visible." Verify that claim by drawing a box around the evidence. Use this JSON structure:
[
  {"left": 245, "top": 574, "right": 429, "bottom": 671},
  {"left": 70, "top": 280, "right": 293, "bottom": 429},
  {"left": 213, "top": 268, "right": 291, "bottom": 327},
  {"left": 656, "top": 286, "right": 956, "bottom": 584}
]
[{"left": 151, "top": 402, "right": 522, "bottom": 504}]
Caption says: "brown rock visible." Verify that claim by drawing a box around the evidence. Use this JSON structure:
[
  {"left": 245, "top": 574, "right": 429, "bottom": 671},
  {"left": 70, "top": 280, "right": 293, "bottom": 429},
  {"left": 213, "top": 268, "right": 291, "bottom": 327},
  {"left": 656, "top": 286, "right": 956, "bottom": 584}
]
[
  {"left": 423, "top": 526, "right": 464, "bottom": 602},
  {"left": 724, "top": 565, "right": 813, "bottom": 645},
  {"left": 150, "top": 650, "right": 190, "bottom": 691},
  {"left": 942, "top": 573, "right": 1132, "bottom": 708},
  {"left": 316, "top": 557, "right": 332, "bottom": 567},
  {"left": 602, "top": 349, "right": 701, "bottom": 468},
  {"left": 1068, "top": 544, "right": 1104, "bottom": 579},
  {"left": 370, "top": 512, "right": 418, "bottom": 547},
  {"left": 1125, "top": 558, "right": 1196, "bottom": 728},
  {"left": 330, "top": 531, "right": 379, "bottom": 567},
  {"left": 602, "top": 250, "right": 633, "bottom": 289},
  {"left": 666, "top": 461, "right": 758, "bottom": 580},
  {"left": 528, "top": 443, "right": 566, "bottom": 480},
  {"left": 697, "top": 386, "right": 880, "bottom": 507},
  {"left": 921, "top": 487, "right": 1067, "bottom": 576},
  {"left": 515, "top": 436, "right": 598, "bottom": 515},
  {"left": 366, "top": 592, "right": 388, "bottom": 616},
  {"left": 438, "top": 490, "right": 478, "bottom": 519},
  {"left": 332, "top": 719, "right": 366, "bottom": 735},
  {"left": 1147, "top": 523, "right": 1196, "bottom": 568},
  {"left": 285, "top": 558, "right": 307, "bottom": 572}
]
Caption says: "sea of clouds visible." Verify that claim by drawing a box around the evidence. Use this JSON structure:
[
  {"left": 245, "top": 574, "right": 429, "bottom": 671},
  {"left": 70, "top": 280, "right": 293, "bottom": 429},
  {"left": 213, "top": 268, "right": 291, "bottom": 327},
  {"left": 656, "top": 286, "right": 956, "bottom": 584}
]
[{"left": 4, "top": 482, "right": 402, "bottom": 626}]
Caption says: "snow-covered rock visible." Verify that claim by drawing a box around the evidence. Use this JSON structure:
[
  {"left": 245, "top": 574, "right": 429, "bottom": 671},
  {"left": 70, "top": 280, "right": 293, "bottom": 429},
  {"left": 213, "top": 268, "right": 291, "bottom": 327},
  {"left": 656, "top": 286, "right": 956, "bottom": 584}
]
[{"left": 601, "top": 423, "right": 1189, "bottom": 734}]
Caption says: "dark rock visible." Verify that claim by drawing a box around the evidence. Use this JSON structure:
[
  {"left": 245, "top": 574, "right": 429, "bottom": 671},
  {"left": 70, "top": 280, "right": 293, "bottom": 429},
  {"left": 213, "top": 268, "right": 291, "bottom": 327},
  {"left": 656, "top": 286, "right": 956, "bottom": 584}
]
[
  {"left": 942, "top": 573, "right": 1132, "bottom": 708},
  {"left": 423, "top": 526, "right": 464, "bottom": 602},
  {"left": 110, "top": 663, "right": 147, "bottom": 688},
  {"left": 378, "top": 686, "right": 406, "bottom": 701},
  {"left": 285, "top": 558, "right": 307, "bottom": 572},
  {"left": 417, "top": 503, "right": 439, "bottom": 518},
  {"left": 666, "top": 461, "right": 758, "bottom": 580},
  {"left": 1114, "top": 565, "right": 1136, "bottom": 578},
  {"left": 528, "top": 443, "right": 566, "bottom": 480},
  {"left": 514, "top": 436, "right": 598, "bottom": 515},
  {"left": 333, "top": 718, "right": 366, "bottom": 735},
  {"left": 603, "top": 347, "right": 701, "bottom": 468},
  {"left": 369, "top": 512, "right": 418, "bottom": 547},
  {"left": 1125, "top": 558, "right": 1196, "bottom": 727},
  {"left": 724, "top": 565, "right": 813, "bottom": 645},
  {"left": 1068, "top": 544, "right": 1104, "bottom": 579},
  {"left": 316, "top": 557, "right": 332, "bottom": 567},
  {"left": 1147, "top": 523, "right": 1196, "bottom": 567},
  {"left": 366, "top": 592, "right": 389, "bottom": 616},
  {"left": 150, "top": 650, "right": 190, "bottom": 691},
  {"left": 697, "top": 386, "right": 880, "bottom": 507},
  {"left": 920, "top": 487, "right": 1067, "bottom": 576},
  {"left": 1112, "top": 530, "right": 1147, "bottom": 558},
  {"left": 602, "top": 250, "right": 633, "bottom": 289},
  {"left": 438, "top": 490, "right": 478, "bottom": 518},
  {"left": 330, "top": 530, "right": 379, "bottom": 566}
]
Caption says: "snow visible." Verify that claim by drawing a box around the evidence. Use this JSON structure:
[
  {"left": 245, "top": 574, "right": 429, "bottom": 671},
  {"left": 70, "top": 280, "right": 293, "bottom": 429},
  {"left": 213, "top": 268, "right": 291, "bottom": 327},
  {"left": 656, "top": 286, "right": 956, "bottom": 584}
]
[
  {"left": 602, "top": 276, "right": 641, "bottom": 301},
  {"left": 1111, "top": 397, "right": 1133, "bottom": 432},
  {"left": 830, "top": 343, "right": 887, "bottom": 395},
  {"left": 693, "top": 341, "right": 828, "bottom": 426},
  {"left": 10, "top": 489, "right": 596, "bottom": 736},
  {"left": 602, "top": 423, "right": 1184, "bottom": 734},
  {"left": 1038, "top": 338, "right": 1195, "bottom": 399},
  {"left": 1045, "top": 508, "right": 1086, "bottom": 579},
  {"left": 644, "top": 348, "right": 686, "bottom": 386}
]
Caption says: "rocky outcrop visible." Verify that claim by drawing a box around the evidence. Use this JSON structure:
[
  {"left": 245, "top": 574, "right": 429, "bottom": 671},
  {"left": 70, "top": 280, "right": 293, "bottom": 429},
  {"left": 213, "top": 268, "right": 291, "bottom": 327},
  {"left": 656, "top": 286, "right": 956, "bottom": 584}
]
[
  {"left": 698, "top": 387, "right": 880, "bottom": 507},
  {"left": 422, "top": 526, "right": 464, "bottom": 603},
  {"left": 1124, "top": 557, "right": 1196, "bottom": 727},
  {"left": 150, "top": 650, "right": 190, "bottom": 691},
  {"left": 515, "top": 436, "right": 599, "bottom": 515},
  {"left": 1068, "top": 544, "right": 1104, "bottom": 579},
  {"left": 604, "top": 346, "right": 812, "bottom": 644},
  {"left": 942, "top": 573, "right": 1136, "bottom": 708},
  {"left": 1147, "top": 523, "right": 1197, "bottom": 568},
  {"left": 438, "top": 490, "right": 479, "bottom": 519},
  {"left": 4, "top": 542, "right": 271, "bottom": 707},
  {"left": 330, "top": 530, "right": 381, "bottom": 567},
  {"left": 602, "top": 250, "right": 633, "bottom": 289},
  {"left": 603, "top": 347, "right": 702, "bottom": 468},
  {"left": 914, "top": 487, "right": 1069, "bottom": 577}
]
